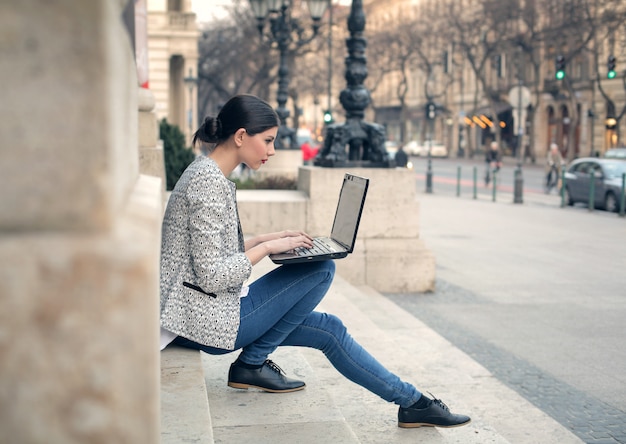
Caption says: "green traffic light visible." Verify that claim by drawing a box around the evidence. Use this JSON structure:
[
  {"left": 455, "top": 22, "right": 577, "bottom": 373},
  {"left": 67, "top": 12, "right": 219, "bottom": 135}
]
[
  {"left": 555, "top": 70, "right": 565, "bottom": 80},
  {"left": 608, "top": 70, "right": 616, "bottom": 79}
]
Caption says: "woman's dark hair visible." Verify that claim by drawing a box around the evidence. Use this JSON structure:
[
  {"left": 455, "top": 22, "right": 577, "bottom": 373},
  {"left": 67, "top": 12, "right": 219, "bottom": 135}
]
[{"left": 192, "top": 94, "right": 279, "bottom": 152}]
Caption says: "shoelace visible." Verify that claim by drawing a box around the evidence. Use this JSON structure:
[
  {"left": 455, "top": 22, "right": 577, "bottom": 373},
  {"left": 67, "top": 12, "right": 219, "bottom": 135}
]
[
  {"left": 428, "top": 392, "right": 450, "bottom": 412},
  {"left": 264, "top": 359, "right": 285, "bottom": 375}
]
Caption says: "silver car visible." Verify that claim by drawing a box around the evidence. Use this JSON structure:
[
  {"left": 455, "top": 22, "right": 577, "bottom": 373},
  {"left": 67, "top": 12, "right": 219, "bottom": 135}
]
[
  {"left": 604, "top": 147, "right": 626, "bottom": 159},
  {"left": 563, "top": 158, "right": 626, "bottom": 212}
]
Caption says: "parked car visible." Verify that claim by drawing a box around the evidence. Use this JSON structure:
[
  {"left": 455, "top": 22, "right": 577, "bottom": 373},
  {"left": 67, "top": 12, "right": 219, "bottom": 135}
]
[
  {"left": 404, "top": 140, "right": 448, "bottom": 157},
  {"left": 604, "top": 147, "right": 626, "bottom": 160},
  {"left": 384, "top": 140, "right": 399, "bottom": 159},
  {"left": 562, "top": 158, "right": 626, "bottom": 212},
  {"left": 404, "top": 141, "right": 425, "bottom": 156}
]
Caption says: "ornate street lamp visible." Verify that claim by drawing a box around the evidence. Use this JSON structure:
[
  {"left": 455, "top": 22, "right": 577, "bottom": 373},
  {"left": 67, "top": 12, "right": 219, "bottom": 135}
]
[
  {"left": 249, "top": 0, "right": 328, "bottom": 149},
  {"left": 313, "top": 0, "right": 393, "bottom": 168}
]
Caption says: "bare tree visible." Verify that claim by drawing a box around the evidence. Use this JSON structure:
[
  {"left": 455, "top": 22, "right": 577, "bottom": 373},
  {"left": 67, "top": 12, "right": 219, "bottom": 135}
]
[
  {"left": 197, "top": 0, "right": 275, "bottom": 119},
  {"left": 365, "top": 2, "right": 453, "bottom": 143},
  {"left": 197, "top": 0, "right": 332, "bottom": 131},
  {"left": 445, "top": 0, "right": 522, "bottom": 156}
]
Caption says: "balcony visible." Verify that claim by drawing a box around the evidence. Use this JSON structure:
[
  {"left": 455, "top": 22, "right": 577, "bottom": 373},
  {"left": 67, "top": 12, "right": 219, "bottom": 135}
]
[{"left": 149, "top": 11, "right": 197, "bottom": 33}]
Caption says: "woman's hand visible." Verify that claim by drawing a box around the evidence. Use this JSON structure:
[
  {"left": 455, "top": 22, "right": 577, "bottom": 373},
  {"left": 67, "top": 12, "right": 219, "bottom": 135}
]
[
  {"left": 266, "top": 231, "right": 313, "bottom": 254},
  {"left": 245, "top": 230, "right": 314, "bottom": 265}
]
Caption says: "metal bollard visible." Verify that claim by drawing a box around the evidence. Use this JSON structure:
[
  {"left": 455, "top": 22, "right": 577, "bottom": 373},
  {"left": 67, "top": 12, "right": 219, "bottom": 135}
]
[
  {"left": 492, "top": 169, "right": 497, "bottom": 202},
  {"left": 589, "top": 170, "right": 595, "bottom": 211},
  {"left": 426, "top": 157, "right": 433, "bottom": 193},
  {"left": 473, "top": 166, "right": 477, "bottom": 199},
  {"left": 513, "top": 163, "right": 523, "bottom": 204},
  {"left": 619, "top": 173, "right": 626, "bottom": 217},
  {"left": 560, "top": 168, "right": 567, "bottom": 208},
  {"left": 456, "top": 166, "right": 461, "bottom": 197}
]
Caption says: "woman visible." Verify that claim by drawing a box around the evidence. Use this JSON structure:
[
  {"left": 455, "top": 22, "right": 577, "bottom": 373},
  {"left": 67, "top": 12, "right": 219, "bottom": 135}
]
[{"left": 159, "top": 94, "right": 470, "bottom": 429}]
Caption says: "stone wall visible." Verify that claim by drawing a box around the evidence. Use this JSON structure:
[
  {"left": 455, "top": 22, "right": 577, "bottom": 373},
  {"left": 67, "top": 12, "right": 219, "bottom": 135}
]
[{"left": 0, "top": 2, "right": 162, "bottom": 443}]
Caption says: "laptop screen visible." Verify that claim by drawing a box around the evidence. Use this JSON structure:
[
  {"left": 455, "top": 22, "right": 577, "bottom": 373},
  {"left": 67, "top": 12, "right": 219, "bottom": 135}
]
[{"left": 330, "top": 174, "right": 369, "bottom": 251}]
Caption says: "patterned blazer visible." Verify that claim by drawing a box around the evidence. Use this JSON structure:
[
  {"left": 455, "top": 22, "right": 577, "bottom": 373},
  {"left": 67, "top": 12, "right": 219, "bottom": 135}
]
[{"left": 160, "top": 156, "right": 252, "bottom": 350}]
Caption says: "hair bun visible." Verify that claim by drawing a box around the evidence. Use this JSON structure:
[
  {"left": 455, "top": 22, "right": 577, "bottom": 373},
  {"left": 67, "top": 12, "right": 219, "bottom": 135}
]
[
  {"left": 198, "top": 116, "right": 221, "bottom": 142},
  {"left": 214, "top": 117, "right": 223, "bottom": 139}
]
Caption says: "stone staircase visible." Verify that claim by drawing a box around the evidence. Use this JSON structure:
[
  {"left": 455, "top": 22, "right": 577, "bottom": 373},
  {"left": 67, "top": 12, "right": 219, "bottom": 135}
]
[{"left": 160, "top": 259, "right": 582, "bottom": 444}]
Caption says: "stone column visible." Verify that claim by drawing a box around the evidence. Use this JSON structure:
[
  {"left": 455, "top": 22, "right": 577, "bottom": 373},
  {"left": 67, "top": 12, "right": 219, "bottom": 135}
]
[{"left": 0, "top": 2, "right": 162, "bottom": 443}]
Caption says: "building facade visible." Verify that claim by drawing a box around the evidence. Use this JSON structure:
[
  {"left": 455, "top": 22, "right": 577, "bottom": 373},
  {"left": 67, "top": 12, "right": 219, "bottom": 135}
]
[
  {"left": 147, "top": 0, "right": 200, "bottom": 144},
  {"left": 363, "top": 0, "right": 625, "bottom": 161}
]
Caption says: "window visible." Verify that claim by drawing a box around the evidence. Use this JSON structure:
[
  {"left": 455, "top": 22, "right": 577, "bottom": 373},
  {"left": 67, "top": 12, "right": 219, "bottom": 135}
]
[{"left": 168, "top": 0, "right": 182, "bottom": 12}]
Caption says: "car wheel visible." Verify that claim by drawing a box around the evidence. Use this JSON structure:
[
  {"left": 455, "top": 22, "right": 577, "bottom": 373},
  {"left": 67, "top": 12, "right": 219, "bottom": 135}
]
[
  {"left": 563, "top": 186, "right": 574, "bottom": 206},
  {"left": 604, "top": 191, "right": 618, "bottom": 213}
]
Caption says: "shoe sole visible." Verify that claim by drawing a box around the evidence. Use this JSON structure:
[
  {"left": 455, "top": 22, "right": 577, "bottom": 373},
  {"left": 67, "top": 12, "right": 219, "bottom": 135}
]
[
  {"left": 398, "top": 419, "right": 471, "bottom": 429},
  {"left": 227, "top": 381, "right": 306, "bottom": 393}
]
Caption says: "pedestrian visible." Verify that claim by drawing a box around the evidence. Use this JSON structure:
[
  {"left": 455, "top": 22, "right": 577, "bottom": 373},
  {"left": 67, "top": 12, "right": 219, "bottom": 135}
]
[
  {"left": 484, "top": 140, "right": 502, "bottom": 186},
  {"left": 159, "top": 94, "right": 471, "bottom": 429},
  {"left": 545, "top": 142, "right": 564, "bottom": 193},
  {"left": 301, "top": 139, "right": 318, "bottom": 165},
  {"left": 394, "top": 145, "right": 409, "bottom": 168}
]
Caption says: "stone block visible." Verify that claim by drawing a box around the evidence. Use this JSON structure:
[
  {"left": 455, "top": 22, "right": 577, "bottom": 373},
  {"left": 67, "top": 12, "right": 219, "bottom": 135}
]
[
  {"left": 298, "top": 166, "right": 420, "bottom": 238},
  {"left": 237, "top": 166, "right": 435, "bottom": 293},
  {"left": 364, "top": 237, "right": 436, "bottom": 293},
  {"left": 0, "top": 1, "right": 138, "bottom": 231},
  {"left": 0, "top": 174, "right": 163, "bottom": 444},
  {"left": 256, "top": 149, "right": 302, "bottom": 181},
  {"left": 237, "top": 190, "right": 308, "bottom": 235}
]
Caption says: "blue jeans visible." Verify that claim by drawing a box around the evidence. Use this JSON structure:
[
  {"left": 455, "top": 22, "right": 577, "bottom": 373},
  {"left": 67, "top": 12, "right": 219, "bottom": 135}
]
[{"left": 173, "top": 260, "right": 421, "bottom": 407}]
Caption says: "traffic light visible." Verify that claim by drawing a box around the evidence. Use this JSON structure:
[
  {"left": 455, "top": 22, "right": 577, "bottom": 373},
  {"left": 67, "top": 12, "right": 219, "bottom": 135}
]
[
  {"left": 607, "top": 55, "right": 616, "bottom": 79},
  {"left": 425, "top": 102, "right": 436, "bottom": 120},
  {"left": 323, "top": 109, "right": 333, "bottom": 124},
  {"left": 555, "top": 55, "right": 566, "bottom": 80}
]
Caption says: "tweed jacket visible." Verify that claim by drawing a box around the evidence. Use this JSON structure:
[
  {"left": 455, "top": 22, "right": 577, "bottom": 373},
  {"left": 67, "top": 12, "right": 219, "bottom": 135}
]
[{"left": 160, "top": 156, "right": 252, "bottom": 350}]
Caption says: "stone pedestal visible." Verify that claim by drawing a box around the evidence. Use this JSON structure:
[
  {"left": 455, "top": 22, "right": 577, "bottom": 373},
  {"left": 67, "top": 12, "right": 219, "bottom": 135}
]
[
  {"left": 237, "top": 167, "right": 435, "bottom": 293},
  {"left": 298, "top": 167, "right": 435, "bottom": 293},
  {"left": 256, "top": 149, "right": 302, "bottom": 181}
]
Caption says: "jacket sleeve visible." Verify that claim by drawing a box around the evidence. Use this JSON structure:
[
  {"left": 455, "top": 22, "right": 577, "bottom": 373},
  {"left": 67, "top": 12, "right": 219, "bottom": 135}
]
[{"left": 186, "top": 172, "right": 252, "bottom": 293}]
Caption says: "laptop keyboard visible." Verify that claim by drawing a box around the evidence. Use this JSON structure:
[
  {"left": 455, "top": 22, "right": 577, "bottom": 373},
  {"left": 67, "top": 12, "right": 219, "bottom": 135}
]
[{"left": 294, "top": 238, "right": 335, "bottom": 256}]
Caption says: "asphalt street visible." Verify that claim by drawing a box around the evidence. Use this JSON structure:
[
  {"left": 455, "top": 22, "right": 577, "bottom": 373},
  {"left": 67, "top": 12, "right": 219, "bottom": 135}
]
[{"left": 386, "top": 167, "right": 626, "bottom": 443}]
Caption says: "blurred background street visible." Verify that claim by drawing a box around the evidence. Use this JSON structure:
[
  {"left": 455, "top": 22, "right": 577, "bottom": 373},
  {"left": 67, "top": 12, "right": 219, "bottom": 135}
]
[{"left": 387, "top": 174, "right": 625, "bottom": 443}]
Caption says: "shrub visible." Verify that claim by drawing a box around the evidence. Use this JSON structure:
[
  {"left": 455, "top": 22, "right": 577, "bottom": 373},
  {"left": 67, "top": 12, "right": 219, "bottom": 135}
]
[
  {"left": 160, "top": 119, "right": 195, "bottom": 190},
  {"left": 231, "top": 175, "right": 297, "bottom": 190}
]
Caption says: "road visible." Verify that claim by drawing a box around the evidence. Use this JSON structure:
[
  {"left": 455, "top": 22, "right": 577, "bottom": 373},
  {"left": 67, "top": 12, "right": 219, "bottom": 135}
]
[
  {"left": 386, "top": 161, "right": 626, "bottom": 443},
  {"left": 409, "top": 155, "right": 553, "bottom": 203}
]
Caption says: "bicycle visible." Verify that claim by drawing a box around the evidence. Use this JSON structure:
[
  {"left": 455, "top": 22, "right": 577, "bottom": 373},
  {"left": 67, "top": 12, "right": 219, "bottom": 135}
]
[
  {"left": 544, "top": 165, "right": 559, "bottom": 194},
  {"left": 484, "top": 161, "right": 501, "bottom": 187}
]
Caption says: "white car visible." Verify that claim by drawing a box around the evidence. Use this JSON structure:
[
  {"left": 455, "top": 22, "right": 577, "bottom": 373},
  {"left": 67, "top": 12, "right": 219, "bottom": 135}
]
[
  {"left": 384, "top": 141, "right": 399, "bottom": 159},
  {"left": 405, "top": 140, "right": 448, "bottom": 158}
]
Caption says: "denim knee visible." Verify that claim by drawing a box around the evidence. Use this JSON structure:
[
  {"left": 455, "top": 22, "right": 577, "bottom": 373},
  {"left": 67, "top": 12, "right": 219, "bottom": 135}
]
[
  {"left": 307, "top": 259, "right": 335, "bottom": 276},
  {"left": 309, "top": 312, "right": 348, "bottom": 353}
]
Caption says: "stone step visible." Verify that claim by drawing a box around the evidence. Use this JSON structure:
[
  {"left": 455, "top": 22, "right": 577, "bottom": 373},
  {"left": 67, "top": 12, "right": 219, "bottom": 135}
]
[
  {"left": 161, "top": 258, "right": 583, "bottom": 443},
  {"left": 161, "top": 346, "right": 214, "bottom": 444},
  {"left": 306, "top": 276, "right": 582, "bottom": 444}
]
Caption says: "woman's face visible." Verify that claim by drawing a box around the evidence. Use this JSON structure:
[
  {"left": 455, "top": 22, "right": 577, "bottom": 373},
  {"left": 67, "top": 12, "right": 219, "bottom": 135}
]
[{"left": 240, "top": 127, "right": 278, "bottom": 170}]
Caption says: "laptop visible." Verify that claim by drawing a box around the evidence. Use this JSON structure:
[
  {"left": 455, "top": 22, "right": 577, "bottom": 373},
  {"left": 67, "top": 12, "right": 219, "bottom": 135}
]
[{"left": 269, "top": 173, "right": 369, "bottom": 264}]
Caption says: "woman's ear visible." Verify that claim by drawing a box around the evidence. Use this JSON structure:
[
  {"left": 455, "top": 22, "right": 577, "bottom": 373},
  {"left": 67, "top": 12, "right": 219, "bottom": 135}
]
[{"left": 234, "top": 128, "right": 246, "bottom": 147}]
